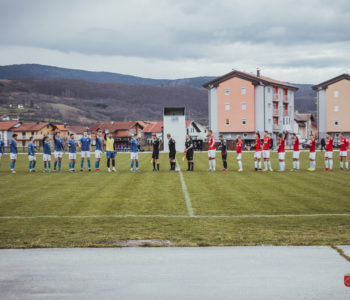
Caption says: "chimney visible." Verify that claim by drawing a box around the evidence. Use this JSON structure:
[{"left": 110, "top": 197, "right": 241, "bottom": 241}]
[{"left": 257, "top": 68, "right": 261, "bottom": 77}]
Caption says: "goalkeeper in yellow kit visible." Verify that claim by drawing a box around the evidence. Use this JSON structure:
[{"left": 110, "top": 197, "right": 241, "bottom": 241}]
[{"left": 104, "top": 130, "right": 116, "bottom": 172}]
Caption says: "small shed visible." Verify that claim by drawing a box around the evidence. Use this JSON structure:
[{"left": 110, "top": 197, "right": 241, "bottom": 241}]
[{"left": 163, "top": 107, "right": 186, "bottom": 152}]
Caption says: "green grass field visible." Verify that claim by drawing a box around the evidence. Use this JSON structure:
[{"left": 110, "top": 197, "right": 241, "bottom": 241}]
[{"left": 0, "top": 151, "right": 350, "bottom": 248}]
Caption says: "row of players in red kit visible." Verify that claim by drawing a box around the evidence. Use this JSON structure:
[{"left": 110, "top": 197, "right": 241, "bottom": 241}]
[{"left": 206, "top": 130, "right": 350, "bottom": 172}]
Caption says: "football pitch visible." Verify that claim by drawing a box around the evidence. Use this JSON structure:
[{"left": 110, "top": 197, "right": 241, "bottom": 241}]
[{"left": 0, "top": 151, "right": 350, "bottom": 248}]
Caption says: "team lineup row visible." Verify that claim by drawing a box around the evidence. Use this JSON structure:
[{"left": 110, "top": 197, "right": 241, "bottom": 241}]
[{"left": 0, "top": 129, "right": 349, "bottom": 173}]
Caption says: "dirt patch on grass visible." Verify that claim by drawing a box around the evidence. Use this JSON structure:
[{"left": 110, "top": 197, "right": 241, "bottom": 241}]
[{"left": 117, "top": 239, "right": 172, "bottom": 247}]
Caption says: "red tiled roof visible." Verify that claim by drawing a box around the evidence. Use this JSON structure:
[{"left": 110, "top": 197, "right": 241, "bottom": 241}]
[
  {"left": 203, "top": 70, "right": 298, "bottom": 90},
  {"left": 0, "top": 121, "right": 20, "bottom": 130},
  {"left": 67, "top": 126, "right": 86, "bottom": 134},
  {"left": 143, "top": 121, "right": 163, "bottom": 133},
  {"left": 56, "top": 124, "right": 69, "bottom": 131},
  {"left": 115, "top": 121, "right": 137, "bottom": 130},
  {"left": 88, "top": 123, "right": 102, "bottom": 132},
  {"left": 13, "top": 122, "right": 51, "bottom": 132},
  {"left": 295, "top": 113, "right": 311, "bottom": 122},
  {"left": 186, "top": 120, "right": 193, "bottom": 128}
]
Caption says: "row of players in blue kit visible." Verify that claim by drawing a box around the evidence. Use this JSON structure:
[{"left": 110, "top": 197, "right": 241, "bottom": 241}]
[{"left": 0, "top": 129, "right": 141, "bottom": 173}]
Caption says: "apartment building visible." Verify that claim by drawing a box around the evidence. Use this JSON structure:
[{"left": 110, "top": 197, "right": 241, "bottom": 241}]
[
  {"left": 203, "top": 69, "right": 298, "bottom": 145},
  {"left": 312, "top": 74, "right": 350, "bottom": 140}
]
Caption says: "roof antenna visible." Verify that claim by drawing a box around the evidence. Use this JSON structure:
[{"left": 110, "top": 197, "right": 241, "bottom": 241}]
[{"left": 257, "top": 67, "right": 261, "bottom": 77}]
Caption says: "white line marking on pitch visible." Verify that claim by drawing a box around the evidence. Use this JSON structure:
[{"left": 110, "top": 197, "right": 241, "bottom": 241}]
[
  {"left": 1, "top": 213, "right": 350, "bottom": 219},
  {"left": 176, "top": 159, "right": 194, "bottom": 217}
]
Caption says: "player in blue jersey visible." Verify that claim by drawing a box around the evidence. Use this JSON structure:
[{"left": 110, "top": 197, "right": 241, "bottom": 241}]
[
  {"left": 28, "top": 136, "right": 37, "bottom": 172},
  {"left": 42, "top": 136, "right": 52, "bottom": 172},
  {"left": 79, "top": 131, "right": 92, "bottom": 172},
  {"left": 9, "top": 134, "right": 18, "bottom": 173},
  {"left": 130, "top": 135, "right": 140, "bottom": 172},
  {"left": 68, "top": 134, "right": 77, "bottom": 172},
  {"left": 53, "top": 132, "right": 64, "bottom": 172},
  {"left": 0, "top": 134, "right": 5, "bottom": 168},
  {"left": 94, "top": 130, "right": 103, "bottom": 172}
]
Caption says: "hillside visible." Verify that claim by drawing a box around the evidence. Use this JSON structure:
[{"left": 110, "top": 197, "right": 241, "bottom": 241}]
[
  {"left": 0, "top": 79, "right": 208, "bottom": 125},
  {"left": 0, "top": 64, "right": 215, "bottom": 89},
  {"left": 0, "top": 64, "right": 317, "bottom": 125}
]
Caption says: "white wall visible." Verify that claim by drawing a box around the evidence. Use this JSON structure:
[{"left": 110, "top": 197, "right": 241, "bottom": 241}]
[
  {"left": 255, "top": 85, "right": 265, "bottom": 133},
  {"left": 163, "top": 115, "right": 186, "bottom": 152},
  {"left": 318, "top": 89, "right": 327, "bottom": 139},
  {"left": 208, "top": 88, "right": 218, "bottom": 136}
]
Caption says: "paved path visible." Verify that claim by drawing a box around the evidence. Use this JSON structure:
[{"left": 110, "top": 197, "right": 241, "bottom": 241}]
[{"left": 0, "top": 247, "right": 349, "bottom": 299}]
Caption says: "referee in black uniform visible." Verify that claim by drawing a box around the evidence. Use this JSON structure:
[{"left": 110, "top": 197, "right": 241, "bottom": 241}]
[
  {"left": 167, "top": 133, "right": 176, "bottom": 171},
  {"left": 219, "top": 135, "right": 228, "bottom": 171},
  {"left": 152, "top": 133, "right": 161, "bottom": 171},
  {"left": 184, "top": 135, "right": 194, "bottom": 171}
]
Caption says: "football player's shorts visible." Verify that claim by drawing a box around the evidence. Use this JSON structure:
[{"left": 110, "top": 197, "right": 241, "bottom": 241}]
[
  {"left": 106, "top": 151, "right": 115, "bottom": 159},
  {"left": 81, "top": 151, "right": 90, "bottom": 158},
  {"left": 340, "top": 151, "right": 348, "bottom": 157},
  {"left": 152, "top": 151, "right": 159, "bottom": 159},
  {"left": 69, "top": 153, "right": 77, "bottom": 160},
  {"left": 131, "top": 152, "right": 138, "bottom": 160},
  {"left": 28, "top": 155, "right": 36, "bottom": 161},
  {"left": 186, "top": 151, "right": 193, "bottom": 161},
  {"left": 95, "top": 150, "right": 102, "bottom": 159},
  {"left": 236, "top": 153, "right": 242, "bottom": 161},
  {"left": 254, "top": 151, "right": 261, "bottom": 159},
  {"left": 309, "top": 152, "right": 316, "bottom": 160},
  {"left": 278, "top": 152, "right": 285, "bottom": 161},
  {"left": 325, "top": 151, "right": 333, "bottom": 159},
  {"left": 221, "top": 152, "right": 227, "bottom": 161},
  {"left": 293, "top": 151, "right": 300, "bottom": 159},
  {"left": 208, "top": 149, "right": 216, "bottom": 159},
  {"left": 43, "top": 154, "right": 51, "bottom": 161},
  {"left": 10, "top": 153, "right": 17, "bottom": 160},
  {"left": 262, "top": 150, "right": 270, "bottom": 159},
  {"left": 54, "top": 151, "right": 63, "bottom": 158},
  {"left": 169, "top": 152, "right": 176, "bottom": 160}
]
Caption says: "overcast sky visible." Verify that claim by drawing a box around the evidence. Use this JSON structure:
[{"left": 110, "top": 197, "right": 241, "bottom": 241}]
[{"left": 0, "top": 0, "right": 350, "bottom": 83}]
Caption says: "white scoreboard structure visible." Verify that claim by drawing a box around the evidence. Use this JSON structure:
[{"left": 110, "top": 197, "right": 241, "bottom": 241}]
[{"left": 163, "top": 107, "right": 186, "bottom": 153}]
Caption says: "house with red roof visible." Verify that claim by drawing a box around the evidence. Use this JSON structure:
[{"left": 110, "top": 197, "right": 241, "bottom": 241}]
[
  {"left": 12, "top": 122, "right": 56, "bottom": 147},
  {"left": 203, "top": 69, "right": 298, "bottom": 144},
  {"left": 67, "top": 126, "right": 87, "bottom": 142},
  {"left": 0, "top": 121, "right": 21, "bottom": 146}
]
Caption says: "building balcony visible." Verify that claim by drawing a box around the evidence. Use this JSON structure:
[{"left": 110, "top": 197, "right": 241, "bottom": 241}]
[
  {"left": 273, "top": 110, "right": 279, "bottom": 116},
  {"left": 283, "top": 111, "right": 289, "bottom": 116},
  {"left": 273, "top": 94, "right": 280, "bottom": 101},
  {"left": 283, "top": 95, "right": 288, "bottom": 102}
]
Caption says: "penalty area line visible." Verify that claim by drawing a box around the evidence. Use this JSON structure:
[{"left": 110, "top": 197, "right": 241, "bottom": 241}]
[
  {"left": 176, "top": 159, "right": 194, "bottom": 217},
  {"left": 1, "top": 213, "right": 350, "bottom": 220}
]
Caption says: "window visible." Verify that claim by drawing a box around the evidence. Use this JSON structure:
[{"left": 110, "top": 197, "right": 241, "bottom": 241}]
[
  {"left": 225, "top": 103, "right": 230, "bottom": 111},
  {"left": 241, "top": 103, "right": 247, "bottom": 110},
  {"left": 267, "top": 87, "right": 271, "bottom": 93},
  {"left": 334, "top": 90, "right": 339, "bottom": 97},
  {"left": 225, "top": 88, "right": 230, "bottom": 95},
  {"left": 268, "top": 103, "right": 271, "bottom": 109},
  {"left": 225, "top": 119, "right": 230, "bottom": 126},
  {"left": 241, "top": 87, "right": 246, "bottom": 95},
  {"left": 334, "top": 120, "right": 339, "bottom": 126},
  {"left": 268, "top": 118, "right": 271, "bottom": 124},
  {"left": 334, "top": 105, "right": 339, "bottom": 112},
  {"left": 242, "top": 119, "right": 247, "bottom": 125},
  {"left": 243, "top": 133, "right": 248, "bottom": 138}
]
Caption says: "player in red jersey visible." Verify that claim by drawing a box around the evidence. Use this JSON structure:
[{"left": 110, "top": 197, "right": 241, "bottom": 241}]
[
  {"left": 307, "top": 134, "right": 316, "bottom": 171},
  {"left": 253, "top": 132, "right": 262, "bottom": 171},
  {"left": 277, "top": 131, "right": 287, "bottom": 171},
  {"left": 324, "top": 133, "right": 333, "bottom": 170},
  {"left": 290, "top": 133, "right": 300, "bottom": 171},
  {"left": 339, "top": 132, "right": 349, "bottom": 170},
  {"left": 207, "top": 130, "right": 216, "bottom": 172},
  {"left": 236, "top": 135, "right": 243, "bottom": 172},
  {"left": 262, "top": 131, "right": 273, "bottom": 171}
]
